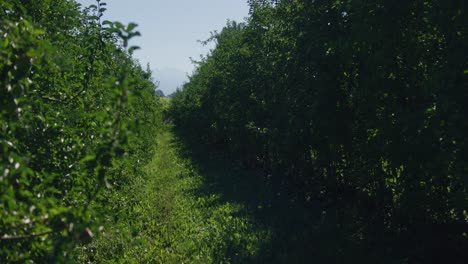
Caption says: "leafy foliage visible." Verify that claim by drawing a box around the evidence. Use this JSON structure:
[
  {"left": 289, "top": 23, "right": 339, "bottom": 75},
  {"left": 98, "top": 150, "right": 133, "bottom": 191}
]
[
  {"left": 0, "top": 0, "right": 160, "bottom": 261},
  {"left": 170, "top": 0, "right": 468, "bottom": 262}
]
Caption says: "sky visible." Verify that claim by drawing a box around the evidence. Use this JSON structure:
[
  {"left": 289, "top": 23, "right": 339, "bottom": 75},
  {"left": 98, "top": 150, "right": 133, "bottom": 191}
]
[{"left": 75, "top": 0, "right": 250, "bottom": 95}]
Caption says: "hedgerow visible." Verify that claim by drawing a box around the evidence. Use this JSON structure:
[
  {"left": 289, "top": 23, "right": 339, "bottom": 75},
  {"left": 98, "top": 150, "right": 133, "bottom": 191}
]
[
  {"left": 170, "top": 0, "right": 467, "bottom": 262},
  {"left": 0, "top": 0, "right": 160, "bottom": 261}
]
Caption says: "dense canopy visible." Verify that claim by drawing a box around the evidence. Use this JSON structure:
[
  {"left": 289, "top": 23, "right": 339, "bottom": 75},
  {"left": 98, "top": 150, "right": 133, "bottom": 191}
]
[
  {"left": 1, "top": 0, "right": 160, "bottom": 261},
  {"left": 171, "top": 0, "right": 467, "bottom": 262}
]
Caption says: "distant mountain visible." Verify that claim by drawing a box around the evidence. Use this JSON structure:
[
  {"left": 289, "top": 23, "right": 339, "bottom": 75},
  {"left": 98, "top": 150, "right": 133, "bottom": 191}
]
[
  {"left": 154, "top": 68, "right": 188, "bottom": 95},
  {"left": 167, "top": 92, "right": 177, "bottom": 98},
  {"left": 155, "top": 89, "right": 165, "bottom": 97}
]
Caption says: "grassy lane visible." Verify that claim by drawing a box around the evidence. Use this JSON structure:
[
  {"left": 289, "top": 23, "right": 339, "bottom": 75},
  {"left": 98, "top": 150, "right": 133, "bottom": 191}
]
[
  {"left": 79, "top": 125, "right": 270, "bottom": 263},
  {"left": 142, "top": 126, "right": 270, "bottom": 263}
]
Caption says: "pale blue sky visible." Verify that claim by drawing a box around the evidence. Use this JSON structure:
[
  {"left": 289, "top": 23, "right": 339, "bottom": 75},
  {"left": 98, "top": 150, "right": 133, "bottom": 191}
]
[{"left": 75, "top": 0, "right": 250, "bottom": 94}]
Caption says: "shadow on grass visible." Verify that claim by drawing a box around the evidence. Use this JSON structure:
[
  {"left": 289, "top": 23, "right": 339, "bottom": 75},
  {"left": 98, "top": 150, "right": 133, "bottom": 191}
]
[{"left": 169, "top": 127, "right": 379, "bottom": 264}]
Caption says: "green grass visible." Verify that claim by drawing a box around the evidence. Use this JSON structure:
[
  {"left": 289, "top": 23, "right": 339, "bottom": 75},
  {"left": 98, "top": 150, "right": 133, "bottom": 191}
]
[{"left": 76, "top": 125, "right": 269, "bottom": 263}]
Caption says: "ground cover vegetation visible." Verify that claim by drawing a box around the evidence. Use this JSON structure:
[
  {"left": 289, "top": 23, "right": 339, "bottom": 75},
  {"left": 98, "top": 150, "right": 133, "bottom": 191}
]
[
  {"left": 171, "top": 0, "right": 468, "bottom": 262},
  {"left": 1, "top": 0, "right": 161, "bottom": 262},
  {"left": 77, "top": 125, "right": 269, "bottom": 263}
]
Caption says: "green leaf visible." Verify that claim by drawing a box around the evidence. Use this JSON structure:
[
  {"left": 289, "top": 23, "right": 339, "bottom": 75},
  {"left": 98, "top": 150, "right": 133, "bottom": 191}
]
[
  {"left": 128, "top": 46, "right": 140, "bottom": 54},
  {"left": 80, "top": 155, "right": 97, "bottom": 163},
  {"left": 127, "top": 22, "right": 138, "bottom": 33}
]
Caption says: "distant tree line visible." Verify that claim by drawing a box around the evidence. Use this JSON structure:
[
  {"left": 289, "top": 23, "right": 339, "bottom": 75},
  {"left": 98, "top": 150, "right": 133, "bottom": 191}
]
[{"left": 170, "top": 0, "right": 467, "bottom": 262}]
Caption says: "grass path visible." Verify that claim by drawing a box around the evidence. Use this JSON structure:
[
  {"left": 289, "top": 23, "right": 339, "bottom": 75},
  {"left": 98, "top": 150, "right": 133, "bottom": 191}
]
[
  {"left": 80, "top": 126, "right": 270, "bottom": 263},
  {"left": 140, "top": 126, "right": 270, "bottom": 263}
]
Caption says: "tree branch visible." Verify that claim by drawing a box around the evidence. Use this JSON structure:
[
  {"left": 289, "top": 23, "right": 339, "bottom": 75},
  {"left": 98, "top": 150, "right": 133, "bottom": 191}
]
[{"left": 0, "top": 231, "right": 54, "bottom": 241}]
